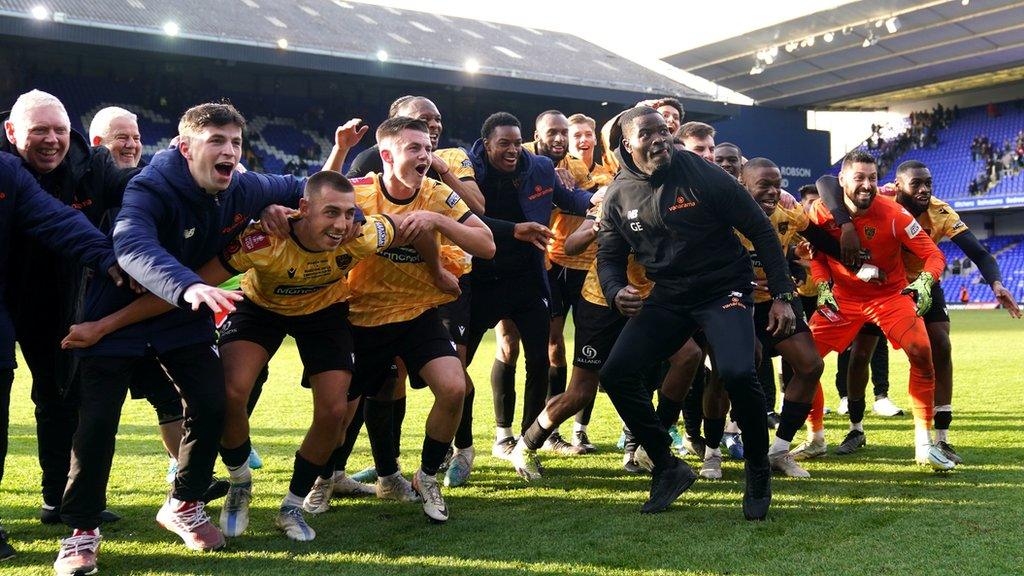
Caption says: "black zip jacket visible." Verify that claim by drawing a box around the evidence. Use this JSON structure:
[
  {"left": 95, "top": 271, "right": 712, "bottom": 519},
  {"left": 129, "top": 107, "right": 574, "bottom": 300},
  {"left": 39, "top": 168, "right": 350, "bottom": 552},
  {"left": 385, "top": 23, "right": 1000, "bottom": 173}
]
[{"left": 597, "top": 147, "right": 795, "bottom": 306}]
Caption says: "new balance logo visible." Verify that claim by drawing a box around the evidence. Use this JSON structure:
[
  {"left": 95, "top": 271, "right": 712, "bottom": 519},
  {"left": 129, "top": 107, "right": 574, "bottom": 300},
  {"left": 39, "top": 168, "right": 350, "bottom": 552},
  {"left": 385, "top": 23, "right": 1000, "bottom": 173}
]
[{"left": 627, "top": 209, "right": 638, "bottom": 219}]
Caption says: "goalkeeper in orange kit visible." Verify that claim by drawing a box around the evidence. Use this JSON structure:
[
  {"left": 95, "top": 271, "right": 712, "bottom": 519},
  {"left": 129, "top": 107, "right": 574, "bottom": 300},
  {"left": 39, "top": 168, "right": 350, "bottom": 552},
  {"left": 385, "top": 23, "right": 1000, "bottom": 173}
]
[{"left": 793, "top": 151, "right": 955, "bottom": 471}]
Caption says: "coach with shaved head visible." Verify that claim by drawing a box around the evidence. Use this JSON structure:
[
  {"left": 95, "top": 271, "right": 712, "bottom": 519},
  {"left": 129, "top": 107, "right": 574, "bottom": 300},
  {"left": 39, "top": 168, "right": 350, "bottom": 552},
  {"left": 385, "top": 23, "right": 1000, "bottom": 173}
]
[{"left": 595, "top": 106, "right": 796, "bottom": 520}]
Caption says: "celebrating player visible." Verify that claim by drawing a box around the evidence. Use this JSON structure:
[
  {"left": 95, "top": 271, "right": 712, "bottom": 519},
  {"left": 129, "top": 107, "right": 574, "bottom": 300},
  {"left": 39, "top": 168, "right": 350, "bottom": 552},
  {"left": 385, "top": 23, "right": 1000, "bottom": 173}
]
[
  {"left": 819, "top": 160, "right": 1019, "bottom": 461},
  {"left": 799, "top": 151, "right": 952, "bottom": 470}
]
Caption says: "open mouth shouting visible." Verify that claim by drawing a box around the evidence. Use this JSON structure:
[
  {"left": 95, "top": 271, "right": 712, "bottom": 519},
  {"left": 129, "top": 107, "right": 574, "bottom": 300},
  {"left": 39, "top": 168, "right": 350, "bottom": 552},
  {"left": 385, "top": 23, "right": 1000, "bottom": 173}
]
[
  {"left": 214, "top": 161, "right": 235, "bottom": 178},
  {"left": 414, "top": 162, "right": 429, "bottom": 176}
]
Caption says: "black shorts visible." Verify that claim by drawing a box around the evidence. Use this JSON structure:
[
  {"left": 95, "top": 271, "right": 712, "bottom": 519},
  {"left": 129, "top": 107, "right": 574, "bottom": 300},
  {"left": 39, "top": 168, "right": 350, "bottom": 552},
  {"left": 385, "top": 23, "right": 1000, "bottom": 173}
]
[
  {"left": 922, "top": 282, "right": 949, "bottom": 324},
  {"left": 438, "top": 276, "right": 472, "bottom": 346},
  {"left": 754, "top": 299, "right": 810, "bottom": 354},
  {"left": 799, "top": 295, "right": 817, "bottom": 321},
  {"left": 350, "top": 308, "right": 458, "bottom": 399},
  {"left": 548, "top": 262, "right": 587, "bottom": 318},
  {"left": 219, "top": 298, "right": 354, "bottom": 377},
  {"left": 572, "top": 299, "right": 627, "bottom": 371}
]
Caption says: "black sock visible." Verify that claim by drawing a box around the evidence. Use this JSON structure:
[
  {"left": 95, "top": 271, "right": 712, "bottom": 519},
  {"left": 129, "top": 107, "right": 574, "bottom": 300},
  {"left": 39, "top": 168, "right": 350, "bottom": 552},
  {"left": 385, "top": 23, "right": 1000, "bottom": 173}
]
[
  {"left": 220, "top": 438, "right": 251, "bottom": 469},
  {"left": 491, "top": 360, "right": 516, "bottom": 428},
  {"left": 703, "top": 418, "right": 726, "bottom": 450},
  {"left": 365, "top": 398, "right": 398, "bottom": 477},
  {"left": 934, "top": 411, "right": 952, "bottom": 430},
  {"left": 288, "top": 451, "right": 322, "bottom": 499},
  {"left": 421, "top": 435, "right": 451, "bottom": 476},
  {"left": 575, "top": 395, "right": 595, "bottom": 426},
  {"left": 330, "top": 398, "right": 365, "bottom": 475},
  {"left": 392, "top": 396, "right": 407, "bottom": 458},
  {"left": 547, "top": 365, "right": 567, "bottom": 399},
  {"left": 455, "top": 387, "right": 475, "bottom": 449},
  {"left": 522, "top": 419, "right": 552, "bottom": 451},
  {"left": 656, "top": 391, "right": 683, "bottom": 430},
  {"left": 776, "top": 400, "right": 812, "bottom": 442},
  {"left": 849, "top": 397, "right": 866, "bottom": 425},
  {"left": 681, "top": 369, "right": 705, "bottom": 439}
]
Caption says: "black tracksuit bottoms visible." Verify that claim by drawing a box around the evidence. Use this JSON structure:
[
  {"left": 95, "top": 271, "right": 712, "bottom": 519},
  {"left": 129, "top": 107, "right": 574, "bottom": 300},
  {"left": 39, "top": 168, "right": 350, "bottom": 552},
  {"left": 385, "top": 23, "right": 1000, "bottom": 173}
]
[
  {"left": 60, "top": 342, "right": 225, "bottom": 530},
  {"left": 600, "top": 290, "right": 769, "bottom": 472},
  {"left": 466, "top": 276, "right": 550, "bottom": 436}
]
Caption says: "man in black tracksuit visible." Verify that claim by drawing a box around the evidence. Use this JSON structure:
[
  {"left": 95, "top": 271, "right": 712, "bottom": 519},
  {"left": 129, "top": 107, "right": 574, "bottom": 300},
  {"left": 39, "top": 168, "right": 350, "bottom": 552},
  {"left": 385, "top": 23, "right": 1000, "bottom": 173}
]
[{"left": 596, "top": 107, "right": 796, "bottom": 519}]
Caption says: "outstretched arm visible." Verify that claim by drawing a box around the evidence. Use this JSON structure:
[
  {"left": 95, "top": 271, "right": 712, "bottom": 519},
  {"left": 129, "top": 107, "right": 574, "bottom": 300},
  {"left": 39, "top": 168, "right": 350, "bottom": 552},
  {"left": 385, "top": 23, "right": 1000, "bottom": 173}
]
[{"left": 62, "top": 257, "right": 236, "bottom": 349}]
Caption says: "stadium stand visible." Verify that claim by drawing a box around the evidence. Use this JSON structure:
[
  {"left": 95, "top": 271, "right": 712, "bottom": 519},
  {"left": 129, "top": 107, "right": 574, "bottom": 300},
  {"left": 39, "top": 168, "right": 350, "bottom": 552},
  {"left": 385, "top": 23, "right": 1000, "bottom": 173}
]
[
  {"left": 940, "top": 235, "right": 1024, "bottom": 304},
  {"left": 835, "top": 99, "right": 1024, "bottom": 205}
]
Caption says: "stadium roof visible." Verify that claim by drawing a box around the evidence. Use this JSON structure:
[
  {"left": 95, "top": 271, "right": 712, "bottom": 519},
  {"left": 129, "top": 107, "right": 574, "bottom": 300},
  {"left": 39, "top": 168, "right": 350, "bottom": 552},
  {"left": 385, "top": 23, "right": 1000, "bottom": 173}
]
[
  {"left": 661, "top": 0, "right": 1024, "bottom": 109},
  {"left": 0, "top": 0, "right": 725, "bottom": 113}
]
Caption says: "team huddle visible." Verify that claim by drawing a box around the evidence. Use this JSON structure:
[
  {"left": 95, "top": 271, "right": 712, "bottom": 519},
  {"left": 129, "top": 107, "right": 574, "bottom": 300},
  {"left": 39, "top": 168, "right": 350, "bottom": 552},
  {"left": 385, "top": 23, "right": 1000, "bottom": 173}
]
[{"left": 0, "top": 88, "right": 1019, "bottom": 576}]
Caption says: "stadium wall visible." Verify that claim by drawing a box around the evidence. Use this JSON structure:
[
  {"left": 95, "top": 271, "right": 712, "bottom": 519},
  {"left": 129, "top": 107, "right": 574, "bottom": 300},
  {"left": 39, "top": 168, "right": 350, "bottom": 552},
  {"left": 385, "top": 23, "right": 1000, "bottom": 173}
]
[
  {"left": 961, "top": 212, "right": 1024, "bottom": 239},
  {"left": 712, "top": 106, "right": 831, "bottom": 193}
]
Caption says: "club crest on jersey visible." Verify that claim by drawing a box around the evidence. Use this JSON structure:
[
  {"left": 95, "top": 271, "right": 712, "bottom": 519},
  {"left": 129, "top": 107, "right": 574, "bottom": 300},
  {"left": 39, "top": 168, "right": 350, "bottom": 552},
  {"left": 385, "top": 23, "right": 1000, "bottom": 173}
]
[
  {"left": 864, "top": 226, "right": 876, "bottom": 240},
  {"left": 445, "top": 191, "right": 462, "bottom": 208},
  {"left": 336, "top": 254, "right": 353, "bottom": 269},
  {"left": 242, "top": 231, "right": 271, "bottom": 252},
  {"left": 778, "top": 222, "right": 789, "bottom": 234},
  {"left": 183, "top": 227, "right": 196, "bottom": 239}
]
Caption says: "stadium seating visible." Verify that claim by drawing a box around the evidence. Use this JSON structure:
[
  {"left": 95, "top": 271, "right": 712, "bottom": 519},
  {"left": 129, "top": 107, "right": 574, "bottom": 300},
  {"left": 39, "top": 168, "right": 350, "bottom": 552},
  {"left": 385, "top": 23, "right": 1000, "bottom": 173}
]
[
  {"left": 939, "top": 235, "right": 1024, "bottom": 304},
  {"left": 835, "top": 100, "right": 1024, "bottom": 201}
]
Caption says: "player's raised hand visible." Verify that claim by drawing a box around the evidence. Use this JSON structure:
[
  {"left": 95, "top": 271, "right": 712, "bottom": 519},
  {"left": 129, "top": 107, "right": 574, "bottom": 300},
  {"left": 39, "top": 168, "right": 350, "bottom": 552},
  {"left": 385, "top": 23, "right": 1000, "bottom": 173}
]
[
  {"left": 614, "top": 286, "right": 644, "bottom": 317},
  {"left": 992, "top": 281, "right": 1021, "bottom": 318},
  {"left": 589, "top": 186, "right": 607, "bottom": 206},
  {"left": 183, "top": 283, "right": 243, "bottom": 314},
  {"left": 260, "top": 204, "right": 297, "bottom": 238},
  {"left": 62, "top": 321, "right": 106, "bottom": 350},
  {"left": 335, "top": 118, "right": 369, "bottom": 150},
  {"left": 513, "top": 222, "right": 554, "bottom": 251}
]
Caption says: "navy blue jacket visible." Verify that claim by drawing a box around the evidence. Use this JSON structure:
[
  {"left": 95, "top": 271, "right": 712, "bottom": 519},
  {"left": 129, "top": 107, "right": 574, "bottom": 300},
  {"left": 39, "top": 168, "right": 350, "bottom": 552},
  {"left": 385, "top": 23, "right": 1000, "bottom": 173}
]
[
  {"left": 0, "top": 152, "right": 115, "bottom": 369},
  {"left": 468, "top": 140, "right": 592, "bottom": 292},
  {"left": 468, "top": 139, "right": 592, "bottom": 238},
  {"left": 80, "top": 147, "right": 304, "bottom": 356}
]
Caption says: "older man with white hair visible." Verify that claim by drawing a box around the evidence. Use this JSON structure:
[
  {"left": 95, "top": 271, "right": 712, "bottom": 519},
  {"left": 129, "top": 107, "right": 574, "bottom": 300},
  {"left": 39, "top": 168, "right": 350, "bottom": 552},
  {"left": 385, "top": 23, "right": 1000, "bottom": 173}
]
[
  {"left": 2, "top": 89, "right": 139, "bottom": 526},
  {"left": 89, "top": 106, "right": 143, "bottom": 169}
]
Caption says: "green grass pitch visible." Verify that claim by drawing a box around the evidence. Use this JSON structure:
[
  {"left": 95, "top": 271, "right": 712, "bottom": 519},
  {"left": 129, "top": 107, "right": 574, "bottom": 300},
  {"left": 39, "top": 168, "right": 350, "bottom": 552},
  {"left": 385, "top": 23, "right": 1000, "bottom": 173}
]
[{"left": 1, "top": 310, "right": 1022, "bottom": 575}]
